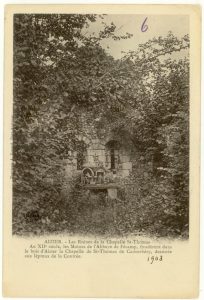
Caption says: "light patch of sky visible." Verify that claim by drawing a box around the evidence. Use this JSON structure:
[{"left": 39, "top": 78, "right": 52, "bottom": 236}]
[{"left": 86, "top": 14, "right": 189, "bottom": 59}]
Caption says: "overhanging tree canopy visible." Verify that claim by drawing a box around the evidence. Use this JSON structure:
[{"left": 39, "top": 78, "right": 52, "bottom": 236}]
[{"left": 13, "top": 14, "right": 189, "bottom": 236}]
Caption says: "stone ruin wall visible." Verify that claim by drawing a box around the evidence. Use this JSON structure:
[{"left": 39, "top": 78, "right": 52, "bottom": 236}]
[
  {"left": 61, "top": 111, "right": 153, "bottom": 197},
  {"left": 63, "top": 112, "right": 133, "bottom": 181}
]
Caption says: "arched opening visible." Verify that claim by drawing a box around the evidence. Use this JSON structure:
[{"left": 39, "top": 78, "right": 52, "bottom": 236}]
[{"left": 105, "top": 140, "right": 120, "bottom": 171}]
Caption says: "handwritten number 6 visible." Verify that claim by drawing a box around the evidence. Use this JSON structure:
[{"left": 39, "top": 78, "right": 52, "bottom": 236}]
[{"left": 141, "top": 17, "right": 148, "bottom": 32}]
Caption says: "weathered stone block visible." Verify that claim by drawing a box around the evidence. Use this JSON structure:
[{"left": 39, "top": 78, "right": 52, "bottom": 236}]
[
  {"left": 121, "top": 155, "right": 131, "bottom": 163},
  {"left": 121, "top": 169, "right": 130, "bottom": 177},
  {"left": 87, "top": 155, "right": 95, "bottom": 165},
  {"left": 108, "top": 188, "right": 117, "bottom": 199},
  {"left": 92, "top": 143, "right": 105, "bottom": 150},
  {"left": 96, "top": 149, "right": 105, "bottom": 158},
  {"left": 87, "top": 149, "right": 95, "bottom": 156},
  {"left": 91, "top": 139, "right": 99, "bottom": 144},
  {"left": 122, "top": 162, "right": 132, "bottom": 170}
]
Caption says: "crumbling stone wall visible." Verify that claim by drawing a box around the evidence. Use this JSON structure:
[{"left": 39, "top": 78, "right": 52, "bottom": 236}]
[
  {"left": 63, "top": 112, "right": 133, "bottom": 180},
  {"left": 60, "top": 110, "right": 155, "bottom": 206}
]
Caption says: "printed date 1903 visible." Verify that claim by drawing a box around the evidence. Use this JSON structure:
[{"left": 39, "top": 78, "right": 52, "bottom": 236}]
[{"left": 147, "top": 255, "right": 163, "bottom": 264}]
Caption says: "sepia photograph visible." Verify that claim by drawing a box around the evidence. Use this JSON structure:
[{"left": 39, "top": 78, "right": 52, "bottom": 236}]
[
  {"left": 3, "top": 4, "right": 201, "bottom": 298},
  {"left": 12, "top": 13, "right": 190, "bottom": 238}
]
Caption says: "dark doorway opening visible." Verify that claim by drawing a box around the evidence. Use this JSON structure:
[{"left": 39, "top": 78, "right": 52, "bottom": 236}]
[{"left": 105, "top": 140, "right": 120, "bottom": 171}]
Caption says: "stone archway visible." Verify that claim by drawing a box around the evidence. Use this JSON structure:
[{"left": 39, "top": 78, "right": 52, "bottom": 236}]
[
  {"left": 105, "top": 140, "right": 121, "bottom": 171},
  {"left": 105, "top": 139, "right": 132, "bottom": 177}
]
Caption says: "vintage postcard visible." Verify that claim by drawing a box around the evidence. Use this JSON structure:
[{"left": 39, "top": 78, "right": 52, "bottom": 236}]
[{"left": 3, "top": 4, "right": 201, "bottom": 298}]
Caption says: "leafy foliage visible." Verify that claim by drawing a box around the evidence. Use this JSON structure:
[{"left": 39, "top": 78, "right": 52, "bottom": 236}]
[{"left": 13, "top": 14, "right": 189, "bottom": 238}]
